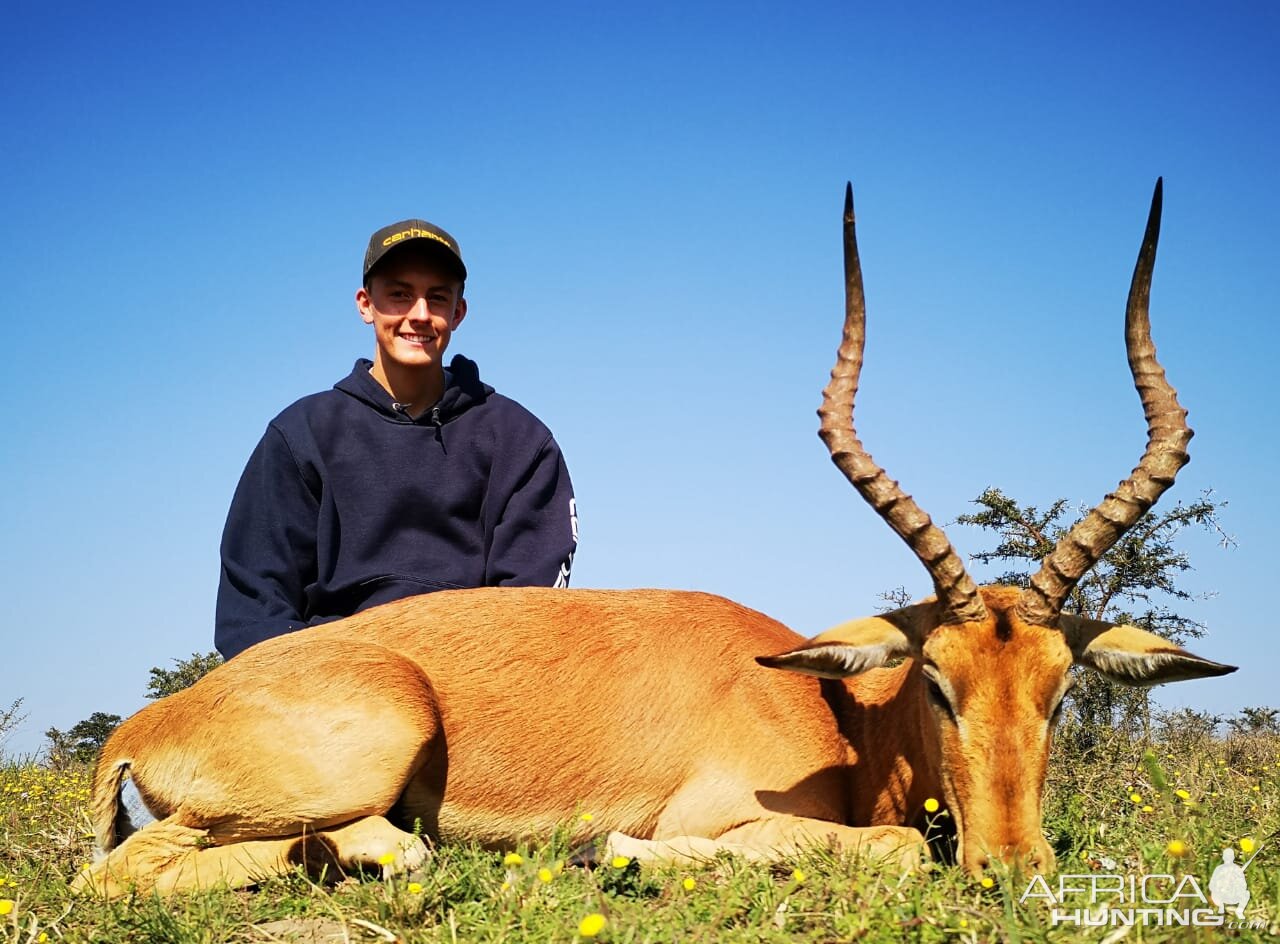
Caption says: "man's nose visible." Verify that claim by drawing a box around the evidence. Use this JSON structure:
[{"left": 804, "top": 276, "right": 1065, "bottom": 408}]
[{"left": 410, "top": 297, "right": 430, "bottom": 320}]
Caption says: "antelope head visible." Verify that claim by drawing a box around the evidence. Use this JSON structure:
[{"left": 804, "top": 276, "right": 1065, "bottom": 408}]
[{"left": 759, "top": 181, "right": 1235, "bottom": 874}]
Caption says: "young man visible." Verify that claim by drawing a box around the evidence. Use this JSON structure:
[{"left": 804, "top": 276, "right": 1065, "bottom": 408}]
[{"left": 214, "top": 219, "right": 578, "bottom": 659}]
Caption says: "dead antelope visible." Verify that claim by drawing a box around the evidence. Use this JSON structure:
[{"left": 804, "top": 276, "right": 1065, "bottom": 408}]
[{"left": 75, "top": 180, "right": 1233, "bottom": 897}]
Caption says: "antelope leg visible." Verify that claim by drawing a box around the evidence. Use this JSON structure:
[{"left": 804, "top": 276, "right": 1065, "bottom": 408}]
[{"left": 602, "top": 817, "right": 925, "bottom": 869}]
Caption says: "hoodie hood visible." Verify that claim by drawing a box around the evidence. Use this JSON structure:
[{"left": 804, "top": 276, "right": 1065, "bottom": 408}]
[{"left": 334, "top": 354, "right": 493, "bottom": 423}]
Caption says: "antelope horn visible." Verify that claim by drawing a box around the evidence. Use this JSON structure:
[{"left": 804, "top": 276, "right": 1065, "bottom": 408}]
[
  {"left": 1018, "top": 179, "right": 1192, "bottom": 627},
  {"left": 818, "top": 184, "right": 988, "bottom": 625}
]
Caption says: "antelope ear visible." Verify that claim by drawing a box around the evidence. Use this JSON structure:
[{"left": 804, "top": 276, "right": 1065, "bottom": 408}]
[
  {"left": 756, "top": 602, "right": 934, "bottom": 679},
  {"left": 1060, "top": 614, "right": 1238, "bottom": 686}
]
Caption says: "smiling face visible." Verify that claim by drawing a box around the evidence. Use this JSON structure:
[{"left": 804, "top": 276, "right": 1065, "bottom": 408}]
[{"left": 356, "top": 249, "right": 467, "bottom": 393}]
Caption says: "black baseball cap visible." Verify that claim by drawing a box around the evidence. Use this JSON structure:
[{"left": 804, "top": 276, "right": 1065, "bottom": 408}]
[{"left": 363, "top": 219, "right": 467, "bottom": 283}]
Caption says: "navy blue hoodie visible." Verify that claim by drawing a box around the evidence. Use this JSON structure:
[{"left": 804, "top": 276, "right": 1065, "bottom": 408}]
[{"left": 215, "top": 355, "right": 577, "bottom": 659}]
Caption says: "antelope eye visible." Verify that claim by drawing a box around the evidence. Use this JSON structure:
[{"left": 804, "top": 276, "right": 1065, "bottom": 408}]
[
  {"left": 921, "top": 667, "right": 955, "bottom": 716},
  {"left": 1049, "top": 680, "right": 1077, "bottom": 723}
]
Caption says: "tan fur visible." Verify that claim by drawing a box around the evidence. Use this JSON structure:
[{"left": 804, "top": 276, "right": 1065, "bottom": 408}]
[
  {"left": 771, "top": 584, "right": 1231, "bottom": 873},
  {"left": 915, "top": 588, "right": 1071, "bottom": 872},
  {"left": 78, "top": 583, "right": 1232, "bottom": 895},
  {"left": 92, "top": 638, "right": 441, "bottom": 847},
  {"left": 604, "top": 819, "right": 922, "bottom": 868},
  {"left": 80, "top": 589, "right": 930, "bottom": 895},
  {"left": 74, "top": 815, "right": 426, "bottom": 897},
  {"left": 78, "top": 584, "right": 1232, "bottom": 895},
  {"left": 88, "top": 757, "right": 132, "bottom": 862}
]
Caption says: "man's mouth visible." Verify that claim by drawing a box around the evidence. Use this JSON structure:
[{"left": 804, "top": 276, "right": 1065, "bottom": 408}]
[{"left": 400, "top": 334, "right": 435, "bottom": 344}]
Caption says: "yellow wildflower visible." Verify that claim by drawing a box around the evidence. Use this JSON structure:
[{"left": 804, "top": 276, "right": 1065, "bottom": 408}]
[
  {"left": 1240, "top": 838, "right": 1256, "bottom": 854},
  {"left": 407, "top": 882, "right": 423, "bottom": 894},
  {"left": 580, "top": 812, "right": 594, "bottom": 823},
  {"left": 1175, "top": 789, "right": 1191, "bottom": 800},
  {"left": 791, "top": 868, "right": 806, "bottom": 884},
  {"left": 611, "top": 856, "right": 631, "bottom": 869},
  {"left": 1142, "top": 805, "right": 1154, "bottom": 813},
  {"left": 578, "top": 912, "right": 607, "bottom": 938},
  {"left": 503, "top": 852, "right": 524, "bottom": 866},
  {"left": 377, "top": 852, "right": 396, "bottom": 866},
  {"left": 959, "top": 918, "right": 969, "bottom": 928},
  {"left": 923, "top": 797, "right": 940, "bottom": 813},
  {"left": 538, "top": 868, "right": 554, "bottom": 883},
  {"left": 500, "top": 880, "right": 510, "bottom": 892},
  {"left": 1166, "top": 840, "right": 1188, "bottom": 857},
  {"left": 1129, "top": 793, "right": 1142, "bottom": 804},
  {"left": 682, "top": 877, "right": 696, "bottom": 891},
  {"left": 980, "top": 877, "right": 994, "bottom": 889},
  {"left": 0, "top": 900, "right": 12, "bottom": 915}
]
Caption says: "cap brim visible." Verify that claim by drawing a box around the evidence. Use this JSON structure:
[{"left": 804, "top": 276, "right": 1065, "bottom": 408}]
[{"left": 366, "top": 239, "right": 467, "bottom": 283}]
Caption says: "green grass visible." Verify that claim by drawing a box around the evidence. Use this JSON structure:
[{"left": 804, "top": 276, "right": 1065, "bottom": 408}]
[{"left": 2, "top": 734, "right": 1277, "bottom": 943}]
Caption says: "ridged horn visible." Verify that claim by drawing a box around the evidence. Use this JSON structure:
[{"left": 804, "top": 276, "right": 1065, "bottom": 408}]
[
  {"left": 1018, "top": 179, "right": 1192, "bottom": 627},
  {"left": 818, "top": 183, "right": 988, "bottom": 626}
]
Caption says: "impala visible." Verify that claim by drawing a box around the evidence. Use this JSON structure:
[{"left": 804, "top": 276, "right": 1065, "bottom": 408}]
[{"left": 76, "top": 180, "right": 1233, "bottom": 897}]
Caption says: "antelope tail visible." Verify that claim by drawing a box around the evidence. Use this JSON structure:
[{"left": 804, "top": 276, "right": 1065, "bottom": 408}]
[{"left": 89, "top": 757, "right": 132, "bottom": 855}]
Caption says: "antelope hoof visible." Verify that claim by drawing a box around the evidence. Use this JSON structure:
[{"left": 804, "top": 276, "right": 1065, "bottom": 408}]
[
  {"left": 381, "top": 835, "right": 429, "bottom": 877},
  {"left": 566, "top": 840, "right": 600, "bottom": 869},
  {"left": 864, "top": 825, "right": 928, "bottom": 871},
  {"left": 601, "top": 830, "right": 640, "bottom": 863}
]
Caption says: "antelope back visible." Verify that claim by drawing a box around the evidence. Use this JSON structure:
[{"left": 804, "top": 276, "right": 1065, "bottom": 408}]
[{"left": 315, "top": 588, "right": 857, "bottom": 840}]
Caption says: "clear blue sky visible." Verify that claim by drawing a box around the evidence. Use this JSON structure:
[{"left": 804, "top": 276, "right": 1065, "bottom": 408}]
[{"left": 2, "top": 1, "right": 1276, "bottom": 755}]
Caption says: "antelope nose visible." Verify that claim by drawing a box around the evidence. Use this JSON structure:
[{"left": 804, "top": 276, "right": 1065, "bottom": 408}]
[
  {"left": 968, "top": 844, "right": 1052, "bottom": 875},
  {"left": 1028, "top": 844, "right": 1055, "bottom": 874}
]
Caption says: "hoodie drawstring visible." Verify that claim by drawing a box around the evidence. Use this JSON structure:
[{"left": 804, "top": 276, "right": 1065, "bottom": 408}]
[{"left": 430, "top": 406, "right": 445, "bottom": 446}]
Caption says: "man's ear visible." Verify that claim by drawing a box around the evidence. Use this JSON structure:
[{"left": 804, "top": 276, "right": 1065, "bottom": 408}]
[
  {"left": 756, "top": 601, "right": 935, "bottom": 679},
  {"left": 1059, "top": 614, "right": 1237, "bottom": 686},
  {"left": 451, "top": 296, "right": 467, "bottom": 330},
  {"left": 356, "top": 286, "right": 375, "bottom": 325}
]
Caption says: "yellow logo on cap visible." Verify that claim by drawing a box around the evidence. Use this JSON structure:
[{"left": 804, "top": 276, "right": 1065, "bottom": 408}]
[{"left": 383, "top": 229, "right": 455, "bottom": 251}]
